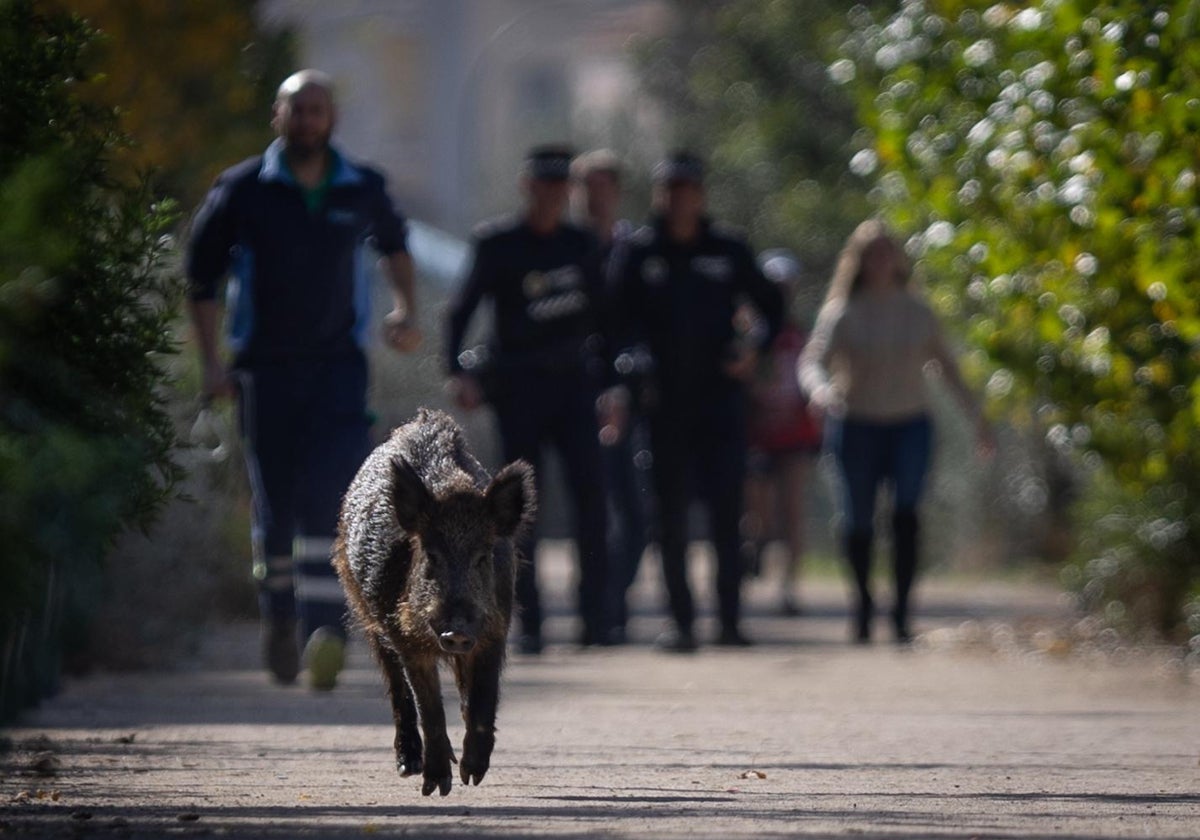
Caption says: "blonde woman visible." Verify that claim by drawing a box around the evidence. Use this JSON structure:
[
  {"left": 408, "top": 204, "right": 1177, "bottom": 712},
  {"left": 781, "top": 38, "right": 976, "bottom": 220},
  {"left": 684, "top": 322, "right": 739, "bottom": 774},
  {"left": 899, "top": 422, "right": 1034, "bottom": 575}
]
[{"left": 799, "top": 220, "right": 993, "bottom": 643}]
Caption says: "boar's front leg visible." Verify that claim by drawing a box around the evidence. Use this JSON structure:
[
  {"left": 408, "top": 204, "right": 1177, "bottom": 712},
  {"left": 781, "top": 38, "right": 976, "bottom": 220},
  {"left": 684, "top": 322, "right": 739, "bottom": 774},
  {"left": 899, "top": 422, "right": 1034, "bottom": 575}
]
[
  {"left": 404, "top": 657, "right": 456, "bottom": 796},
  {"left": 373, "top": 639, "right": 423, "bottom": 777},
  {"left": 454, "top": 643, "right": 503, "bottom": 786}
]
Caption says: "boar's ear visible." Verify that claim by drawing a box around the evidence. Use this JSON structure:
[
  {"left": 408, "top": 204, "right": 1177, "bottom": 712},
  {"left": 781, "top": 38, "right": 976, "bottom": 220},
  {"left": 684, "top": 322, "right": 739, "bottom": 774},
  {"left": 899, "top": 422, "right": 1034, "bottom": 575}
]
[
  {"left": 391, "top": 456, "right": 432, "bottom": 532},
  {"left": 485, "top": 460, "right": 536, "bottom": 538}
]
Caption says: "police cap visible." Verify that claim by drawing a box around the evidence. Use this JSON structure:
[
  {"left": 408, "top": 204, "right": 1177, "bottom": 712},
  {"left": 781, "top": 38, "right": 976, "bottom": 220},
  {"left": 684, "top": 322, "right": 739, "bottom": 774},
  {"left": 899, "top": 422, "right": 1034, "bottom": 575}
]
[
  {"left": 523, "top": 144, "right": 575, "bottom": 181},
  {"left": 652, "top": 151, "right": 705, "bottom": 185}
]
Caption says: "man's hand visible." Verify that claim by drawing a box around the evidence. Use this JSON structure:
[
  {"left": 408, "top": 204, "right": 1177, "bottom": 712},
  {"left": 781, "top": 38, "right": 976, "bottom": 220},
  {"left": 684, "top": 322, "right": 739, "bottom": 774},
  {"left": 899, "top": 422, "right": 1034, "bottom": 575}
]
[
  {"left": 201, "top": 358, "right": 235, "bottom": 401},
  {"left": 722, "top": 345, "right": 759, "bottom": 383},
  {"left": 596, "top": 386, "right": 630, "bottom": 446},
  {"left": 447, "top": 373, "right": 485, "bottom": 411},
  {"left": 383, "top": 309, "right": 423, "bottom": 353}
]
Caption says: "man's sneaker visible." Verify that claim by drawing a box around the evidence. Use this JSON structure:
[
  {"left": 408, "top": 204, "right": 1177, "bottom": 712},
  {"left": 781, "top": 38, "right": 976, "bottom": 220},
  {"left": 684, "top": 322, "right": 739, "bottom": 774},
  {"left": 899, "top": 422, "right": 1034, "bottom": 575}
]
[
  {"left": 263, "top": 618, "right": 300, "bottom": 685},
  {"left": 303, "top": 627, "right": 346, "bottom": 691}
]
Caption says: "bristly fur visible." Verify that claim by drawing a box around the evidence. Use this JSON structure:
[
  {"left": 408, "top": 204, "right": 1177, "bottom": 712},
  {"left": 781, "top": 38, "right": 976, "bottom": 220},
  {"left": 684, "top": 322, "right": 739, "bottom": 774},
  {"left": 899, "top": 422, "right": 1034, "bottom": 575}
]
[{"left": 332, "top": 407, "right": 535, "bottom": 796}]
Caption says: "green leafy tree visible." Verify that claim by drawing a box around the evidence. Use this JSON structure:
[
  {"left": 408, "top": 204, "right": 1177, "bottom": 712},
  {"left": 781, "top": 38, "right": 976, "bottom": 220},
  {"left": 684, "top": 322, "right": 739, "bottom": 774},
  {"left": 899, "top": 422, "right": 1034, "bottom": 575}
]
[
  {"left": 635, "top": 0, "right": 874, "bottom": 287},
  {"left": 57, "top": 0, "right": 293, "bottom": 208},
  {"left": 1, "top": 0, "right": 182, "bottom": 716},
  {"left": 838, "top": 0, "right": 1200, "bottom": 638}
]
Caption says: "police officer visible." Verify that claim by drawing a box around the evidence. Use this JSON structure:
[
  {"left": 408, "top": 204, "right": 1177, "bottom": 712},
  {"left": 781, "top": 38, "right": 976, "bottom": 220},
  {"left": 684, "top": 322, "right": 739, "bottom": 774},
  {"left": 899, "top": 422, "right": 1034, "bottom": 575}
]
[
  {"left": 446, "top": 145, "right": 609, "bottom": 654},
  {"left": 187, "top": 70, "right": 421, "bottom": 689},
  {"left": 571, "top": 149, "right": 651, "bottom": 644},
  {"left": 608, "top": 151, "right": 784, "bottom": 652}
]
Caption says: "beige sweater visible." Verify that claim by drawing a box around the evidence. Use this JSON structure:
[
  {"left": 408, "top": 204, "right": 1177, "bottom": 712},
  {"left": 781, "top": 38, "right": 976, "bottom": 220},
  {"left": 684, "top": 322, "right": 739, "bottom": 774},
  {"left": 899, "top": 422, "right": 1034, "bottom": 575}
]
[{"left": 799, "top": 290, "right": 976, "bottom": 423}]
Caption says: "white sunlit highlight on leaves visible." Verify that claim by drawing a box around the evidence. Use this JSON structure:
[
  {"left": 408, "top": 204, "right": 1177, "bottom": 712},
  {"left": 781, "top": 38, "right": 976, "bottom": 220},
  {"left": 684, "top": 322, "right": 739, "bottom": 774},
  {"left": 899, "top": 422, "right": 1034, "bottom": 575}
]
[{"left": 840, "top": 0, "right": 1200, "bottom": 640}]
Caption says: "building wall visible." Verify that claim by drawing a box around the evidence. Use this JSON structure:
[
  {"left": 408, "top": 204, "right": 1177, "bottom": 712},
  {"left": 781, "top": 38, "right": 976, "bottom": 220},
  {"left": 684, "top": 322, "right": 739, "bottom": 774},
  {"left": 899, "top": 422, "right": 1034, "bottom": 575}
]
[{"left": 261, "top": 0, "right": 671, "bottom": 235}]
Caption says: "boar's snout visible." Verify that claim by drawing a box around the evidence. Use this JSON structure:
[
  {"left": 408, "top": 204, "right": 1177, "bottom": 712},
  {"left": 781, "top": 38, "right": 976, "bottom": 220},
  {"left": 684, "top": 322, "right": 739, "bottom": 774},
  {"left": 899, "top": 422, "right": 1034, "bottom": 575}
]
[
  {"left": 434, "top": 606, "right": 479, "bottom": 655},
  {"left": 437, "top": 629, "right": 477, "bottom": 655}
]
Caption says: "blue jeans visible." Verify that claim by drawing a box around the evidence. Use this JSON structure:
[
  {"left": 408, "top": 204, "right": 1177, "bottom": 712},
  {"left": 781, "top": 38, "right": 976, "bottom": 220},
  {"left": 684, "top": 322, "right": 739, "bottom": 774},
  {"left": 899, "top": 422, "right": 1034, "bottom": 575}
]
[{"left": 828, "top": 414, "right": 932, "bottom": 535}]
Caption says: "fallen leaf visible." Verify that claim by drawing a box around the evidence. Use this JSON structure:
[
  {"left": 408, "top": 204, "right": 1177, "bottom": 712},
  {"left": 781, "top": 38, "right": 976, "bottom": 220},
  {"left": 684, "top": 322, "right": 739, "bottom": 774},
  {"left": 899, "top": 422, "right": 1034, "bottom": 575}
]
[
  {"left": 177, "top": 812, "right": 200, "bottom": 822},
  {"left": 738, "top": 770, "right": 767, "bottom": 780}
]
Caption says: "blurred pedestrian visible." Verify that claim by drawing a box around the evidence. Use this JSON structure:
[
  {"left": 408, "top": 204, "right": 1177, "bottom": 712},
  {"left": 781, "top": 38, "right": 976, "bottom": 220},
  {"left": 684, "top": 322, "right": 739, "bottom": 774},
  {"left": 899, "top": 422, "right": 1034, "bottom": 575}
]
[
  {"left": 572, "top": 149, "right": 651, "bottom": 644},
  {"left": 799, "top": 219, "right": 994, "bottom": 644},
  {"left": 608, "top": 151, "right": 784, "bottom": 652},
  {"left": 446, "top": 145, "right": 610, "bottom": 654},
  {"left": 741, "top": 249, "right": 822, "bottom": 616},
  {"left": 186, "top": 70, "right": 421, "bottom": 689}
]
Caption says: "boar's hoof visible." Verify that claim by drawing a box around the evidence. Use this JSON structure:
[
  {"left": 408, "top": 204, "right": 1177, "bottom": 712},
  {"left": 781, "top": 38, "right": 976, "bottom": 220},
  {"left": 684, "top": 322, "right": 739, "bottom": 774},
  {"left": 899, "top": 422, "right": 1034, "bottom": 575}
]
[
  {"left": 459, "top": 759, "right": 488, "bottom": 787},
  {"left": 460, "top": 730, "right": 494, "bottom": 786},
  {"left": 421, "top": 741, "right": 456, "bottom": 796},
  {"left": 396, "top": 754, "right": 422, "bottom": 777},
  {"left": 437, "top": 630, "right": 476, "bottom": 655},
  {"left": 422, "top": 771, "right": 454, "bottom": 797}
]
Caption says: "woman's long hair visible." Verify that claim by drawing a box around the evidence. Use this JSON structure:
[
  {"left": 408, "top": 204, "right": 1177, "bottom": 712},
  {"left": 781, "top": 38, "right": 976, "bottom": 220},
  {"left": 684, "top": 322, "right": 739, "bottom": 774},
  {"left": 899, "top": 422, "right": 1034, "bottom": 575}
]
[{"left": 823, "top": 219, "right": 911, "bottom": 303}]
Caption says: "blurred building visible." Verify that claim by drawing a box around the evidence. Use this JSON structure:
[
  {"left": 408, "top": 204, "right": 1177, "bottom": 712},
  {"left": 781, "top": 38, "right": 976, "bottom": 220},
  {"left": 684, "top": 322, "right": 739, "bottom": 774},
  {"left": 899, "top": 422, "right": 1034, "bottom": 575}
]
[{"left": 260, "top": 0, "right": 671, "bottom": 235}]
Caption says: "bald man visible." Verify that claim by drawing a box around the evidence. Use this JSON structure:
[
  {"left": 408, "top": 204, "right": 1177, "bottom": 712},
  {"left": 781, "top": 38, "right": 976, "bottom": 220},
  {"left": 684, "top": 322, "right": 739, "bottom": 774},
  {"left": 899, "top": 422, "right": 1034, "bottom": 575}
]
[{"left": 187, "top": 70, "right": 420, "bottom": 690}]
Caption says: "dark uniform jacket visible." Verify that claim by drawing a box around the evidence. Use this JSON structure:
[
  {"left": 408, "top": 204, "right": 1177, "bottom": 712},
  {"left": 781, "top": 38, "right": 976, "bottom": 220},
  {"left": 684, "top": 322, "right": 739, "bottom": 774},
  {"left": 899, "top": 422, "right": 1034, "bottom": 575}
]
[
  {"left": 445, "top": 217, "right": 606, "bottom": 382},
  {"left": 608, "top": 216, "right": 785, "bottom": 406},
  {"left": 187, "top": 138, "right": 409, "bottom": 366}
]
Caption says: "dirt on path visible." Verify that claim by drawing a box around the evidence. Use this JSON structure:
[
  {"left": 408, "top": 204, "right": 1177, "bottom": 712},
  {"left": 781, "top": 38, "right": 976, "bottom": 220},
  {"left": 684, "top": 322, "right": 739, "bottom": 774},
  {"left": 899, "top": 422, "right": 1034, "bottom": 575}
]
[{"left": 2, "top": 542, "right": 1198, "bottom": 839}]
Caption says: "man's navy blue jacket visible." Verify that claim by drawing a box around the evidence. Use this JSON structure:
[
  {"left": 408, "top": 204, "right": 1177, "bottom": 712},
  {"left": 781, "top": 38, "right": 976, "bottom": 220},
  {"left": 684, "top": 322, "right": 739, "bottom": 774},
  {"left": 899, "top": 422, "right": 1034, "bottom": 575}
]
[
  {"left": 187, "top": 139, "right": 409, "bottom": 366},
  {"left": 608, "top": 216, "right": 784, "bottom": 403}
]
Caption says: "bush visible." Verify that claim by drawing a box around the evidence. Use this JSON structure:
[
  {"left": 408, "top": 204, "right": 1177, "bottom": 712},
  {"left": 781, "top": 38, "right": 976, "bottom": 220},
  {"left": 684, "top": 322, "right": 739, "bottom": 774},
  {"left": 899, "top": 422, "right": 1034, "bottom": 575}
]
[{"left": 0, "top": 1, "right": 182, "bottom": 718}]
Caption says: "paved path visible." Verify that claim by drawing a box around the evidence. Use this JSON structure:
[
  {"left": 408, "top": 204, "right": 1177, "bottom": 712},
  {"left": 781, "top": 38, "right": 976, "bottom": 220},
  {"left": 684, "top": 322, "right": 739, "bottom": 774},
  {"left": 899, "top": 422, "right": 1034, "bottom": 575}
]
[{"left": 3, "top": 543, "right": 1198, "bottom": 839}]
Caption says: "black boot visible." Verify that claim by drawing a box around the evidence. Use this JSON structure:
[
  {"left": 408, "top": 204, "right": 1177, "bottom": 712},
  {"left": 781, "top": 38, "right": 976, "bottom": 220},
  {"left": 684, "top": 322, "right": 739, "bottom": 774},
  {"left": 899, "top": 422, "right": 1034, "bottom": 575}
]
[
  {"left": 845, "top": 531, "right": 874, "bottom": 643},
  {"left": 892, "top": 510, "right": 919, "bottom": 644}
]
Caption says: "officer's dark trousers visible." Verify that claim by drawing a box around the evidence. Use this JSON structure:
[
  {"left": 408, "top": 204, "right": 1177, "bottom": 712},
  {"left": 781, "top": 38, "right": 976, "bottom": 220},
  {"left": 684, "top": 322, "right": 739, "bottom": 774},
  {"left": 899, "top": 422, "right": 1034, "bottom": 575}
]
[
  {"left": 493, "top": 368, "right": 608, "bottom": 642},
  {"left": 236, "top": 353, "right": 370, "bottom": 642},
  {"left": 649, "top": 390, "right": 748, "bottom": 635},
  {"left": 603, "top": 417, "right": 651, "bottom": 631}
]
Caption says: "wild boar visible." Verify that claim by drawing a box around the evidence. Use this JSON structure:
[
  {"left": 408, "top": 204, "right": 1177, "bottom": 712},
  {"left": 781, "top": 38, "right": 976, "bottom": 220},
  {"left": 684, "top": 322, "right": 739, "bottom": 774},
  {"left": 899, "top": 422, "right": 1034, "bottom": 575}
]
[{"left": 334, "top": 408, "right": 535, "bottom": 796}]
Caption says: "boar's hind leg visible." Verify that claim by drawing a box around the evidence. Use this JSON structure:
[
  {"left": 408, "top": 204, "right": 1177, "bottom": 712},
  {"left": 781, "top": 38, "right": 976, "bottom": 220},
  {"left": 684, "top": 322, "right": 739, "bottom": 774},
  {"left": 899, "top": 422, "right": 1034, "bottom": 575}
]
[
  {"left": 375, "top": 641, "right": 423, "bottom": 777},
  {"left": 405, "top": 659, "right": 456, "bottom": 796},
  {"left": 454, "top": 645, "right": 503, "bottom": 786}
]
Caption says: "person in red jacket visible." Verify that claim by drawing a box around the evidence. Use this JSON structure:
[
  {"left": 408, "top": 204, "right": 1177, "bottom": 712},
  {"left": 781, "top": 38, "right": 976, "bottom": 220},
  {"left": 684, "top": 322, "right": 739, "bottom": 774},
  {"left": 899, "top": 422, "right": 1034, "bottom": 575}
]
[{"left": 741, "top": 250, "right": 822, "bottom": 616}]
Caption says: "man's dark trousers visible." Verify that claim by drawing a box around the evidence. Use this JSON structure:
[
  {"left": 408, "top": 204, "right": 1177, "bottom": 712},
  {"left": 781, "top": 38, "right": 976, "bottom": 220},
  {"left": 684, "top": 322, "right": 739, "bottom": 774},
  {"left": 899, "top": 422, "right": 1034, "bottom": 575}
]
[{"left": 237, "top": 352, "right": 370, "bottom": 640}]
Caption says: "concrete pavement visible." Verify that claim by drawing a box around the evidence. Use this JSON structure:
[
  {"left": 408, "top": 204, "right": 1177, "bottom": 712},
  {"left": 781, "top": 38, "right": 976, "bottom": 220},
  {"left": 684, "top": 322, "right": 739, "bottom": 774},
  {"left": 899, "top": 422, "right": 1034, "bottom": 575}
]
[{"left": 2, "top": 542, "right": 1198, "bottom": 839}]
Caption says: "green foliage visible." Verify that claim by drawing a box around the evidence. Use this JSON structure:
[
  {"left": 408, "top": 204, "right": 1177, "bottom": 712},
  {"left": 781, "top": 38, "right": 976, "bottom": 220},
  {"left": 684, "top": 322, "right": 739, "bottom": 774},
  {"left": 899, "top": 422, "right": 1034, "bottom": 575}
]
[
  {"left": 0, "top": 0, "right": 183, "bottom": 696},
  {"left": 634, "top": 0, "right": 873, "bottom": 292},
  {"left": 839, "top": 0, "right": 1200, "bottom": 637},
  {"left": 59, "top": 0, "right": 294, "bottom": 207}
]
